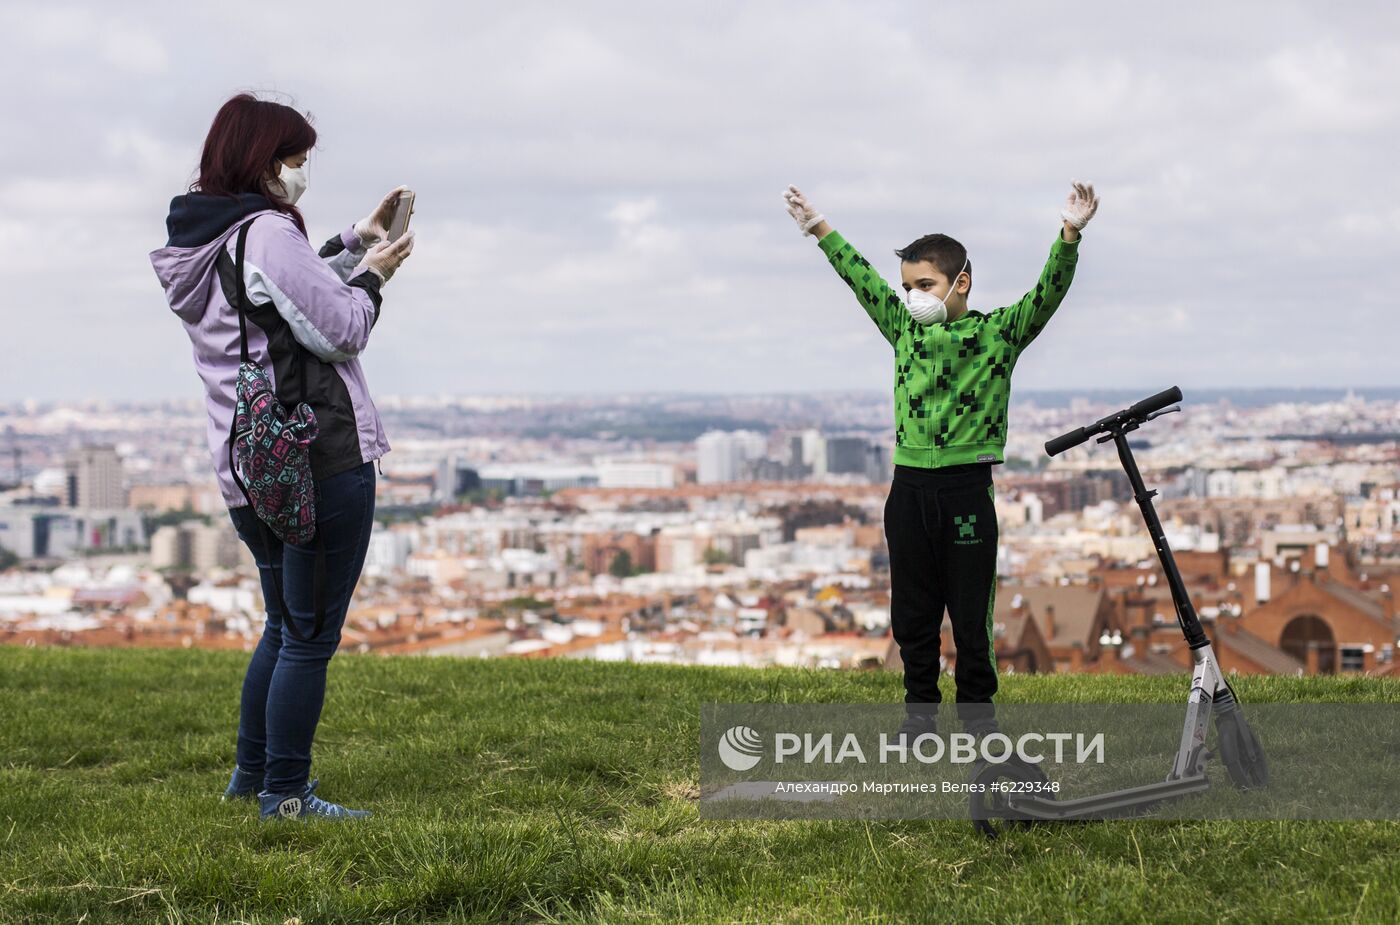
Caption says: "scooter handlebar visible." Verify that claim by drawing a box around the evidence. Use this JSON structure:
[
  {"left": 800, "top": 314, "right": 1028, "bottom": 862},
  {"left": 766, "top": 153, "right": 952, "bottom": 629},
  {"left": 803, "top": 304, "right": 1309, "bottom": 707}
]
[
  {"left": 1128, "top": 385, "right": 1182, "bottom": 420},
  {"left": 1044, "top": 386, "right": 1184, "bottom": 458},
  {"left": 1045, "top": 426, "right": 1091, "bottom": 457}
]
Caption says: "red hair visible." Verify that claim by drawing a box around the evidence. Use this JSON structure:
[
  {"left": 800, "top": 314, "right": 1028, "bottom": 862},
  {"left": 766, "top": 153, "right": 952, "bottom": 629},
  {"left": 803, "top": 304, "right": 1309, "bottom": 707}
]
[{"left": 193, "top": 92, "right": 318, "bottom": 237}]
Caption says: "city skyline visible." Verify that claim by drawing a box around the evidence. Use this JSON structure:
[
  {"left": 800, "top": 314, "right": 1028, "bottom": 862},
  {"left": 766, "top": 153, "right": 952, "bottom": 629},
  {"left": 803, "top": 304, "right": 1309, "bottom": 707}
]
[
  {"left": 5, "top": 385, "right": 1400, "bottom": 412},
  {"left": 3, "top": 368, "right": 1397, "bottom": 680},
  {"left": 4, "top": 404, "right": 1396, "bottom": 678}
]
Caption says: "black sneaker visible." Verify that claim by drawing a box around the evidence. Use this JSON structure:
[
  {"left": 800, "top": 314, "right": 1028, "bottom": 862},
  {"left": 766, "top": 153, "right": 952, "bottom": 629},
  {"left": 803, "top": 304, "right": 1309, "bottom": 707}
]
[
  {"left": 963, "top": 718, "right": 1001, "bottom": 742},
  {"left": 895, "top": 710, "right": 939, "bottom": 745},
  {"left": 959, "top": 704, "right": 999, "bottom": 740}
]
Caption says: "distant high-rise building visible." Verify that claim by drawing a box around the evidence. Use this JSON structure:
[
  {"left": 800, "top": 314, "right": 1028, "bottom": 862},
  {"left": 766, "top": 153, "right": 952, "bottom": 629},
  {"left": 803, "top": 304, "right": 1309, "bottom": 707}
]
[
  {"left": 789, "top": 435, "right": 805, "bottom": 469},
  {"left": 696, "top": 430, "right": 767, "bottom": 484},
  {"left": 435, "top": 456, "right": 458, "bottom": 501},
  {"left": 436, "top": 457, "right": 483, "bottom": 500},
  {"left": 864, "top": 442, "right": 889, "bottom": 484},
  {"left": 191, "top": 522, "right": 244, "bottom": 571},
  {"left": 825, "top": 437, "right": 869, "bottom": 476},
  {"left": 745, "top": 457, "right": 787, "bottom": 482},
  {"left": 782, "top": 434, "right": 813, "bottom": 480},
  {"left": 801, "top": 429, "right": 827, "bottom": 479},
  {"left": 150, "top": 525, "right": 185, "bottom": 568},
  {"left": 64, "top": 445, "right": 124, "bottom": 509},
  {"left": 364, "top": 525, "right": 413, "bottom": 578},
  {"left": 150, "top": 521, "right": 246, "bottom": 571}
]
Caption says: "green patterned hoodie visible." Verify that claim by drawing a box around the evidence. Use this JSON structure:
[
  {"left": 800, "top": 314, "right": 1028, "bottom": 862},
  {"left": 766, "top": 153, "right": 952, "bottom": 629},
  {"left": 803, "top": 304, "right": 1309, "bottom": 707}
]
[{"left": 819, "top": 230, "right": 1080, "bottom": 469}]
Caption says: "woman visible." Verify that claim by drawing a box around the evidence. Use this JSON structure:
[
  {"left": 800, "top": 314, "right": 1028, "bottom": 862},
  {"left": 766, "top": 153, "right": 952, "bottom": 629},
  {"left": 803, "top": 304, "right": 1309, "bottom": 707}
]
[{"left": 148, "top": 93, "right": 415, "bottom": 821}]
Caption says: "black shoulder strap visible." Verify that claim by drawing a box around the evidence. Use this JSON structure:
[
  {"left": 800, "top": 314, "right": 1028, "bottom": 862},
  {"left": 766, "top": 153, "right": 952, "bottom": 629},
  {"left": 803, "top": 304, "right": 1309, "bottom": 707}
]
[
  {"left": 234, "top": 219, "right": 253, "bottom": 362},
  {"left": 227, "top": 215, "right": 327, "bottom": 642},
  {"left": 233, "top": 216, "right": 308, "bottom": 404}
]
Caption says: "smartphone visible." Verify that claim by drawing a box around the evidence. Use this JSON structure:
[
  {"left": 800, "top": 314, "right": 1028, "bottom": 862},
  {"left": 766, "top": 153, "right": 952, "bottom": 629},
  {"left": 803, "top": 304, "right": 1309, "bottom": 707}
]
[{"left": 387, "top": 190, "right": 415, "bottom": 242}]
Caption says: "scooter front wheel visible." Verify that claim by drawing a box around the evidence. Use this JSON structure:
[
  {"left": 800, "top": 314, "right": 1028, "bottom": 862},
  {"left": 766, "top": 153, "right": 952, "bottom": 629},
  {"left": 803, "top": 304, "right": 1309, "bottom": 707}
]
[
  {"left": 968, "top": 757, "right": 1051, "bottom": 839},
  {"left": 1216, "top": 710, "right": 1269, "bottom": 790}
]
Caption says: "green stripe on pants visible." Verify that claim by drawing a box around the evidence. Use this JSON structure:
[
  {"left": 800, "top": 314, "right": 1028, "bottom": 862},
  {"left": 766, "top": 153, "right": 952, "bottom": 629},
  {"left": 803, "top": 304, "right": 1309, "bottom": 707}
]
[{"left": 986, "top": 482, "right": 997, "bottom": 674}]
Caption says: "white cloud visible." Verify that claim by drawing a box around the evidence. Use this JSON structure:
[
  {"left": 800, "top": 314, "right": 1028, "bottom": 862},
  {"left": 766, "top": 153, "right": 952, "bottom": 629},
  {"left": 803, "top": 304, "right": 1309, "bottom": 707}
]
[
  {"left": 2, "top": 0, "right": 1398, "bottom": 400},
  {"left": 1, "top": 5, "right": 168, "bottom": 74},
  {"left": 607, "top": 199, "right": 658, "bottom": 227},
  {"left": 1265, "top": 44, "right": 1391, "bottom": 130},
  {"left": 100, "top": 24, "right": 169, "bottom": 74}
]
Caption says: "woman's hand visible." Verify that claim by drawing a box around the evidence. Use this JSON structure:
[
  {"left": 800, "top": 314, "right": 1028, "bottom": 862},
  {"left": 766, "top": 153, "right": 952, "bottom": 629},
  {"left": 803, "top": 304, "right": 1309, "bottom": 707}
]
[
  {"left": 354, "top": 185, "right": 409, "bottom": 247},
  {"left": 358, "top": 230, "right": 416, "bottom": 283}
]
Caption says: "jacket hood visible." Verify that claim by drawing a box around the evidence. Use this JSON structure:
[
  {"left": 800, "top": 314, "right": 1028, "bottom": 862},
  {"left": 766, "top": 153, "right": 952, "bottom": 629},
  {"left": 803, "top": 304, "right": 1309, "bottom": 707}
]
[{"left": 148, "top": 191, "right": 276, "bottom": 323}]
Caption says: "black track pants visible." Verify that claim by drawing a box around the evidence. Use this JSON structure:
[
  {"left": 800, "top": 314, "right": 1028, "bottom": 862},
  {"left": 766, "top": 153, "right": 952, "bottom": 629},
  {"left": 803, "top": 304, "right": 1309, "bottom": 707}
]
[{"left": 884, "top": 463, "right": 999, "bottom": 719}]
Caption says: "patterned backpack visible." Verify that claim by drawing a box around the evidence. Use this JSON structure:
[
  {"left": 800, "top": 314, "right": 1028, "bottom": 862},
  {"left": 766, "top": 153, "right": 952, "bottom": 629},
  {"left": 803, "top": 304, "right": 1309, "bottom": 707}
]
[{"left": 226, "top": 216, "right": 327, "bottom": 641}]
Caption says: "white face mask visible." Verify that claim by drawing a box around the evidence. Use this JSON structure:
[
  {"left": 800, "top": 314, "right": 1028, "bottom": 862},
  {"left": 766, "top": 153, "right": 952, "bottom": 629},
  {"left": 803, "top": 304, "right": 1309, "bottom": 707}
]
[
  {"left": 906, "top": 256, "right": 968, "bottom": 325},
  {"left": 269, "top": 160, "right": 308, "bottom": 205}
]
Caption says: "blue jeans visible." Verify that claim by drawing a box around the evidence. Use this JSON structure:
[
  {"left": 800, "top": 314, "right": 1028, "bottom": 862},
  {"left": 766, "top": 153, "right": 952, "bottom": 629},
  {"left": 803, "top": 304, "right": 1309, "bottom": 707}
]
[{"left": 227, "top": 461, "right": 376, "bottom": 795}]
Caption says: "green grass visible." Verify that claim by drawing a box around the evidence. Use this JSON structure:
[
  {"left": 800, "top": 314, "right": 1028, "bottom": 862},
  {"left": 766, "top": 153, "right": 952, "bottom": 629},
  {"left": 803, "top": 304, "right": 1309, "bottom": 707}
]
[{"left": 0, "top": 646, "right": 1397, "bottom": 924}]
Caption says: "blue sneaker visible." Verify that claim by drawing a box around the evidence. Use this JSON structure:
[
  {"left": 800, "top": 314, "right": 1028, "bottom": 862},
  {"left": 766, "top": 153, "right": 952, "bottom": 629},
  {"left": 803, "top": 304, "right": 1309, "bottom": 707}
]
[
  {"left": 259, "top": 782, "right": 371, "bottom": 821},
  {"left": 223, "top": 766, "right": 318, "bottom": 802}
]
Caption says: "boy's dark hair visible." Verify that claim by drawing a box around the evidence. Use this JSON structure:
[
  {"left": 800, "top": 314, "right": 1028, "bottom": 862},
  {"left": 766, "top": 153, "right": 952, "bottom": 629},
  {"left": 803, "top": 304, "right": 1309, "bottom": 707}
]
[{"left": 895, "top": 234, "right": 972, "bottom": 294}]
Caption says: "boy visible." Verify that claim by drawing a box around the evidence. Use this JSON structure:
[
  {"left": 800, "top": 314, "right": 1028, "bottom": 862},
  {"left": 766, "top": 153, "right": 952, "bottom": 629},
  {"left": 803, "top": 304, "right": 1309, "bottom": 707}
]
[{"left": 782, "top": 181, "right": 1099, "bottom": 741}]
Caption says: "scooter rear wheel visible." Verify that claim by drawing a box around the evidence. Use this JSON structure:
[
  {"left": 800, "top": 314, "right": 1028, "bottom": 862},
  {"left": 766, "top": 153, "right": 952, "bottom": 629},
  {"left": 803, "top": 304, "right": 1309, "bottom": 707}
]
[
  {"left": 1216, "top": 710, "right": 1269, "bottom": 790},
  {"left": 969, "top": 757, "right": 1051, "bottom": 839}
]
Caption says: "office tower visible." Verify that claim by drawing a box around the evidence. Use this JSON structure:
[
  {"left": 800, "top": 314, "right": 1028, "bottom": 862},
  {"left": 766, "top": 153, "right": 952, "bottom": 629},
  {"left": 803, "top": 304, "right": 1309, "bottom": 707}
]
[
  {"left": 696, "top": 430, "right": 767, "bottom": 484},
  {"left": 825, "top": 437, "right": 869, "bottom": 475},
  {"left": 64, "top": 445, "right": 125, "bottom": 509}
]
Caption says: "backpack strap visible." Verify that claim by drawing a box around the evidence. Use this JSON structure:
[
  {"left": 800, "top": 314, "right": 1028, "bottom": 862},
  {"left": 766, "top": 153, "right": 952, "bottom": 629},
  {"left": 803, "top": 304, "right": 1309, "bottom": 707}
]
[
  {"left": 234, "top": 219, "right": 252, "bottom": 362},
  {"left": 232, "top": 215, "right": 310, "bottom": 401},
  {"left": 227, "top": 217, "right": 328, "bottom": 643}
]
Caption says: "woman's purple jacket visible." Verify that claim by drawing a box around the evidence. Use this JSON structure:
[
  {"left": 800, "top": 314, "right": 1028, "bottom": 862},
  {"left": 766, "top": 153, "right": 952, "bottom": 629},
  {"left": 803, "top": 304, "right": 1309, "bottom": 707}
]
[{"left": 149, "top": 192, "right": 390, "bottom": 509}]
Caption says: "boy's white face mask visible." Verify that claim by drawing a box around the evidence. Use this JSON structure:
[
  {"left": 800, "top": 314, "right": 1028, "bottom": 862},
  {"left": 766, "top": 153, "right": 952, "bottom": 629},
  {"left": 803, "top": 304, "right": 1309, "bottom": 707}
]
[
  {"left": 906, "top": 288, "right": 948, "bottom": 325},
  {"left": 906, "top": 256, "right": 968, "bottom": 325},
  {"left": 269, "top": 161, "right": 308, "bottom": 206}
]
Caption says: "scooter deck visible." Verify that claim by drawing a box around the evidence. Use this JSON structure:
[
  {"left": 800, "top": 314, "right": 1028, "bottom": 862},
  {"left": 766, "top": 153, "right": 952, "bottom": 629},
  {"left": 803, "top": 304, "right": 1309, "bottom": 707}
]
[{"left": 1007, "top": 774, "right": 1210, "bottom": 820}]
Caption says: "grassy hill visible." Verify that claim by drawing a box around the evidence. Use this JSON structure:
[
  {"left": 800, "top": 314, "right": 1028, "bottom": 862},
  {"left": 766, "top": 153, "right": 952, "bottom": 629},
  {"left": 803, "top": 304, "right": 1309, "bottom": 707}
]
[{"left": 1, "top": 646, "right": 1397, "bottom": 924}]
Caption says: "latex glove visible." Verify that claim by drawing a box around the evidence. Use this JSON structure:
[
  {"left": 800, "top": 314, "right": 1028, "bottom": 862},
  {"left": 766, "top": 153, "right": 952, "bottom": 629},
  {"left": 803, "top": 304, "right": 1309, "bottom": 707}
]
[
  {"left": 782, "top": 184, "right": 825, "bottom": 236},
  {"left": 357, "top": 230, "right": 415, "bottom": 283},
  {"left": 1060, "top": 180, "right": 1099, "bottom": 231},
  {"left": 354, "top": 185, "right": 409, "bottom": 247}
]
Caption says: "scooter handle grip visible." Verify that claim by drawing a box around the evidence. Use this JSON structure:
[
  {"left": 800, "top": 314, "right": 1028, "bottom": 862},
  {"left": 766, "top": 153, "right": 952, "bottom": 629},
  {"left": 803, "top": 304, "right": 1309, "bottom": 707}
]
[
  {"left": 1045, "top": 426, "right": 1090, "bottom": 457},
  {"left": 1128, "top": 386, "right": 1182, "bottom": 420}
]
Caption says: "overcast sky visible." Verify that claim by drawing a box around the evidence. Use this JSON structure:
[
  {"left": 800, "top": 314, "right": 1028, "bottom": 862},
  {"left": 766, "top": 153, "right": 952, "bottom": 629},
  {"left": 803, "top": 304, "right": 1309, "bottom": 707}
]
[{"left": 3, "top": 0, "right": 1398, "bottom": 402}]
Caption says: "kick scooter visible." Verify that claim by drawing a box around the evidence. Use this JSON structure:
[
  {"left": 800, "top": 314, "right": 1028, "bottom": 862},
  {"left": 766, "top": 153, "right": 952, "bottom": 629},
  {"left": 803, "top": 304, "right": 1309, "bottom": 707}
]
[{"left": 969, "top": 386, "right": 1268, "bottom": 837}]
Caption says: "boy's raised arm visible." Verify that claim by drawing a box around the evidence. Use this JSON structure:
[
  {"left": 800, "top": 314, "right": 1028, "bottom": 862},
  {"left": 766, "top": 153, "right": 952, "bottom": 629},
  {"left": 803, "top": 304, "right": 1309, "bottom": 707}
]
[
  {"left": 999, "top": 180, "right": 1100, "bottom": 353},
  {"left": 783, "top": 184, "right": 905, "bottom": 347}
]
